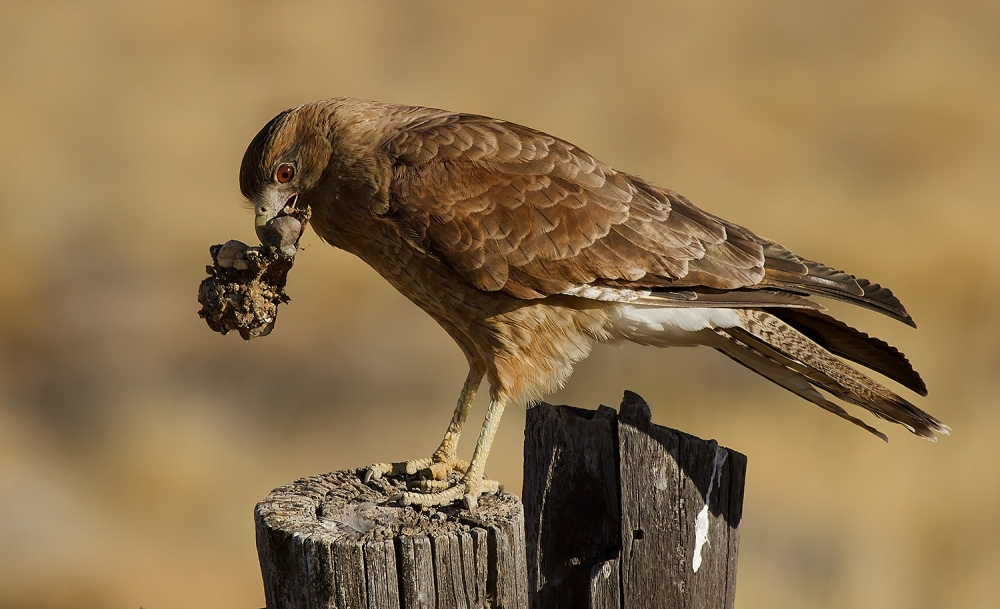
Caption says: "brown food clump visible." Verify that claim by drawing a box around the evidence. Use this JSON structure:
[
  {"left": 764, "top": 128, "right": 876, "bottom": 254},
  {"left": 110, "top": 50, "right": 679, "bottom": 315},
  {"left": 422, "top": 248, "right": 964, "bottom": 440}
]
[{"left": 197, "top": 206, "right": 311, "bottom": 340}]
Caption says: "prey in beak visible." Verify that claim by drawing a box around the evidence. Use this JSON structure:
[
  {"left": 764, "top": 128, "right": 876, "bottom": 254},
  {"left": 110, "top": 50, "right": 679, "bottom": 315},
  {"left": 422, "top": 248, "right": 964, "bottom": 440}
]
[
  {"left": 254, "top": 191, "right": 305, "bottom": 258},
  {"left": 254, "top": 191, "right": 301, "bottom": 243},
  {"left": 200, "top": 189, "right": 311, "bottom": 341}
]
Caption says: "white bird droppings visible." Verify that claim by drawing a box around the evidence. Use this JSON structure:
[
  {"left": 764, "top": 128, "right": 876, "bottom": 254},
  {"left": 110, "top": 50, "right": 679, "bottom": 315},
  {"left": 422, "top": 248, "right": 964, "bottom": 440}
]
[{"left": 692, "top": 442, "right": 727, "bottom": 573}]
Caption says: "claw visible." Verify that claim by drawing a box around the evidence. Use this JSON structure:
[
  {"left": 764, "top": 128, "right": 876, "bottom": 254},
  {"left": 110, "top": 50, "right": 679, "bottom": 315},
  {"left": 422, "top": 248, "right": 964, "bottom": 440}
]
[{"left": 362, "top": 462, "right": 393, "bottom": 484}]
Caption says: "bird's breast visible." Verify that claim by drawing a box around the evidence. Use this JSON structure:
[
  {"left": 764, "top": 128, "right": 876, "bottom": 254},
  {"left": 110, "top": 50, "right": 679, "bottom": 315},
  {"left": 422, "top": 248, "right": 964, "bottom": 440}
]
[{"left": 310, "top": 198, "right": 628, "bottom": 401}]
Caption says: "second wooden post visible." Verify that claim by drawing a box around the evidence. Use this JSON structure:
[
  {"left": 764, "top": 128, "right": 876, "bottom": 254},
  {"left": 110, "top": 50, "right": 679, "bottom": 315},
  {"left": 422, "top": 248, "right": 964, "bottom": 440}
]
[{"left": 523, "top": 391, "right": 747, "bottom": 609}]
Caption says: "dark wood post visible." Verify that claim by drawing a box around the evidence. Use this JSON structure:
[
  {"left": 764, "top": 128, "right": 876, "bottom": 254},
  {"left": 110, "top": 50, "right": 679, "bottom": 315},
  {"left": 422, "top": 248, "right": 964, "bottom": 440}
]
[
  {"left": 523, "top": 391, "right": 747, "bottom": 609},
  {"left": 254, "top": 471, "right": 528, "bottom": 608}
]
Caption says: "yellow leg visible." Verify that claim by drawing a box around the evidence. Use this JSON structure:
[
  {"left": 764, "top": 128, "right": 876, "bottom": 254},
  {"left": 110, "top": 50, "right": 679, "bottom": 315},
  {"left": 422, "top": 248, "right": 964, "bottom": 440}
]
[
  {"left": 400, "top": 389, "right": 508, "bottom": 512},
  {"left": 428, "top": 364, "right": 484, "bottom": 472},
  {"left": 363, "top": 365, "right": 484, "bottom": 483}
]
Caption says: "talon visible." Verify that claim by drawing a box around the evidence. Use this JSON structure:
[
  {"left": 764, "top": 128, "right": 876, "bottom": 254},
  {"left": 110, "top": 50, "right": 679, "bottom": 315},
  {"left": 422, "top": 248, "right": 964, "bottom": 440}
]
[{"left": 362, "top": 462, "right": 392, "bottom": 483}]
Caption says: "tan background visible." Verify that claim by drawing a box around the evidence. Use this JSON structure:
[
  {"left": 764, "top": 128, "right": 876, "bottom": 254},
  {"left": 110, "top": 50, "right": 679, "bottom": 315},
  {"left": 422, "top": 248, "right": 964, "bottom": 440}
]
[{"left": 1, "top": 1, "right": 998, "bottom": 607}]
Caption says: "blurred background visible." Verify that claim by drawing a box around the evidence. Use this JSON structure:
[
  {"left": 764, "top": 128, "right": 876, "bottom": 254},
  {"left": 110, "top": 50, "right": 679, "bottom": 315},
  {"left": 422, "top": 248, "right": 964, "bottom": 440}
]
[{"left": 1, "top": 1, "right": 998, "bottom": 607}]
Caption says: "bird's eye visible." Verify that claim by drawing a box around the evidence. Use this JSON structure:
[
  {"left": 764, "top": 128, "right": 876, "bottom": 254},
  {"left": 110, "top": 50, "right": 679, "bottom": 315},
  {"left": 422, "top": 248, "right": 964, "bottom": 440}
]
[{"left": 275, "top": 163, "right": 295, "bottom": 184}]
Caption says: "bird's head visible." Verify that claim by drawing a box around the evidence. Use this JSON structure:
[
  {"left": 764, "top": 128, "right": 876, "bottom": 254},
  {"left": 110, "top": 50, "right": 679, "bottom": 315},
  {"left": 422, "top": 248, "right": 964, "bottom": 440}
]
[{"left": 239, "top": 104, "right": 334, "bottom": 242}]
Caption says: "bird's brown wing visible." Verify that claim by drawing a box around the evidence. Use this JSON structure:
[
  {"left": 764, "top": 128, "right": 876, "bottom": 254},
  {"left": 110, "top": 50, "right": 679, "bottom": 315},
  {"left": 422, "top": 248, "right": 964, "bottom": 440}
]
[{"left": 382, "top": 110, "right": 912, "bottom": 324}]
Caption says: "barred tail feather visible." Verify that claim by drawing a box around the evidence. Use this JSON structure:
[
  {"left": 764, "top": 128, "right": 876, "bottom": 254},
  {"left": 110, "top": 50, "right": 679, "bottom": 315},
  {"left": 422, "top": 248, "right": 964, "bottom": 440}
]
[
  {"left": 715, "top": 334, "right": 890, "bottom": 441},
  {"left": 716, "top": 310, "right": 948, "bottom": 440},
  {"left": 769, "top": 308, "right": 927, "bottom": 396}
]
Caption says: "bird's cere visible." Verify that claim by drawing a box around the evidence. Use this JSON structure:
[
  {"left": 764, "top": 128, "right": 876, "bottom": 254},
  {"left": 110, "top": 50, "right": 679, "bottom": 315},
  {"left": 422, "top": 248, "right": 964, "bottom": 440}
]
[{"left": 692, "top": 442, "right": 728, "bottom": 573}]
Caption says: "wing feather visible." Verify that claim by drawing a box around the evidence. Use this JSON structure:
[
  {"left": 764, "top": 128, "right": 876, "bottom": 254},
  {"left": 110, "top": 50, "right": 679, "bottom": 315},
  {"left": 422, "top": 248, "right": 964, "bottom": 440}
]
[{"left": 381, "top": 108, "right": 915, "bottom": 326}]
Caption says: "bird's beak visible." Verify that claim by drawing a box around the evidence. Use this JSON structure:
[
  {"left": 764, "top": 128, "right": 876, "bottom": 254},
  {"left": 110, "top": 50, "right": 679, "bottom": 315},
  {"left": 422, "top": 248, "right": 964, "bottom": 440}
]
[{"left": 254, "top": 191, "right": 299, "bottom": 242}]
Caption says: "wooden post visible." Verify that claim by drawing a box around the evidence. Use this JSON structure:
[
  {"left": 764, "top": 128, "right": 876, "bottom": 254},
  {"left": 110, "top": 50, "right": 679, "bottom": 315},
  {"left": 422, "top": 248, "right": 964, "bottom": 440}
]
[
  {"left": 523, "top": 391, "right": 747, "bottom": 609},
  {"left": 254, "top": 471, "right": 529, "bottom": 608},
  {"left": 255, "top": 390, "right": 744, "bottom": 608}
]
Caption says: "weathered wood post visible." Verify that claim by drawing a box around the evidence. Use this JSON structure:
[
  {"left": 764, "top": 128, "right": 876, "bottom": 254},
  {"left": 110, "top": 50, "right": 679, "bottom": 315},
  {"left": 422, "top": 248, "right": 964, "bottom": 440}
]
[
  {"left": 523, "top": 391, "right": 747, "bottom": 609},
  {"left": 255, "top": 472, "right": 528, "bottom": 608},
  {"left": 254, "top": 391, "right": 745, "bottom": 608}
]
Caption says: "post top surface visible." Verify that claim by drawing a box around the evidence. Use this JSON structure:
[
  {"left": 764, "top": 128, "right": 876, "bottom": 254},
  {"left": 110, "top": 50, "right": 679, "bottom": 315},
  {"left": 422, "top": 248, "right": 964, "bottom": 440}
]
[{"left": 255, "top": 469, "right": 523, "bottom": 544}]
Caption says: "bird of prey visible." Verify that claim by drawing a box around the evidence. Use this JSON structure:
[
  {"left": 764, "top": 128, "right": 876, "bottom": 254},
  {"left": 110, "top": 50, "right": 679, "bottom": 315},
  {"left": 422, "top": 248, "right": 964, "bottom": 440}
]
[{"left": 240, "top": 98, "right": 946, "bottom": 510}]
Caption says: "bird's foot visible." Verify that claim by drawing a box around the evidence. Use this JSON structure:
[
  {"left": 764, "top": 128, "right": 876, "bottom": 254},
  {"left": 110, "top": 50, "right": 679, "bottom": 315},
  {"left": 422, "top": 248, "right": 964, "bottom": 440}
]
[
  {"left": 398, "top": 475, "right": 504, "bottom": 513},
  {"left": 362, "top": 452, "right": 469, "bottom": 484}
]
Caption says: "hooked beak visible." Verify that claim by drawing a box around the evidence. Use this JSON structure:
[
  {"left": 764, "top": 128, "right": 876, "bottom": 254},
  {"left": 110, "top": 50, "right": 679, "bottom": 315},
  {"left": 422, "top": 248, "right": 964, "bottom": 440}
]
[{"left": 254, "top": 192, "right": 299, "bottom": 242}]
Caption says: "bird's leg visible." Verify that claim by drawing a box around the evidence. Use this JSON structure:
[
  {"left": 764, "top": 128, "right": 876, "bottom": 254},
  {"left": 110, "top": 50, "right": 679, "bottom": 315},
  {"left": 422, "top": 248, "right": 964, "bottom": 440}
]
[
  {"left": 363, "top": 365, "right": 484, "bottom": 483},
  {"left": 424, "top": 364, "right": 484, "bottom": 478},
  {"left": 400, "top": 390, "right": 507, "bottom": 512}
]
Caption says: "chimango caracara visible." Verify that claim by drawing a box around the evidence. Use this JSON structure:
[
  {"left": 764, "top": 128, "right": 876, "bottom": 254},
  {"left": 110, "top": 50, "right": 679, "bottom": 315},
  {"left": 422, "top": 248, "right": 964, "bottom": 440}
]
[{"left": 240, "top": 98, "right": 946, "bottom": 510}]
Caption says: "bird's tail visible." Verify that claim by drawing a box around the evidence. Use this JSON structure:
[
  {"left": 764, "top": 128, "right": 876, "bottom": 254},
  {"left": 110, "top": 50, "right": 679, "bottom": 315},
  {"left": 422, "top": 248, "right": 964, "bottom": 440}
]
[{"left": 713, "top": 309, "right": 948, "bottom": 441}]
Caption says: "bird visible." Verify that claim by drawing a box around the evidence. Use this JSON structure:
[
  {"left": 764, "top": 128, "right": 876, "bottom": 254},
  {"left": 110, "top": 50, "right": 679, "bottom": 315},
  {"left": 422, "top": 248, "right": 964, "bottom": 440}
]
[{"left": 239, "top": 97, "right": 947, "bottom": 511}]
